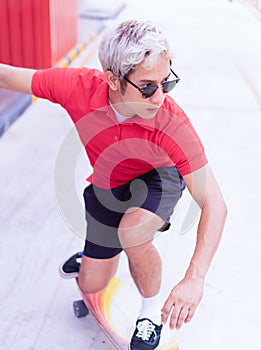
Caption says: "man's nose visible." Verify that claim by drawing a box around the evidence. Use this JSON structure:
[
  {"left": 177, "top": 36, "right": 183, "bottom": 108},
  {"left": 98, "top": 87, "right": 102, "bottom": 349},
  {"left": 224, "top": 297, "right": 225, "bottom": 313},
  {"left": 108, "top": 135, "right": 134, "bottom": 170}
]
[{"left": 150, "top": 86, "right": 165, "bottom": 105}]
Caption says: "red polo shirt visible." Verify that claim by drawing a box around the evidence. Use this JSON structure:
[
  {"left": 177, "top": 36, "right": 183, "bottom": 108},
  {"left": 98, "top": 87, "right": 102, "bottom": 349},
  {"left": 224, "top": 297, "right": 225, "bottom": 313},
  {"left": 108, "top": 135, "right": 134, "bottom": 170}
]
[{"left": 32, "top": 67, "right": 208, "bottom": 189}]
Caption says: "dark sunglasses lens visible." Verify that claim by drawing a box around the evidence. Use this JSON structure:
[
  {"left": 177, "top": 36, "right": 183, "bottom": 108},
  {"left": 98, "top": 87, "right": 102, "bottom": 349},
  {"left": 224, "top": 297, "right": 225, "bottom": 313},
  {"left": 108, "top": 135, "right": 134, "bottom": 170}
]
[
  {"left": 141, "top": 85, "right": 158, "bottom": 99},
  {"left": 162, "top": 80, "right": 177, "bottom": 93}
]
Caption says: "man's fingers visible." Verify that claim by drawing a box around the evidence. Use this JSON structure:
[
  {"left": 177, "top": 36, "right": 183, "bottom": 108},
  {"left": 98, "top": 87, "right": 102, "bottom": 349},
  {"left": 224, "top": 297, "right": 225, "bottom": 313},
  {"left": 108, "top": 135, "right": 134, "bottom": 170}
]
[
  {"left": 162, "top": 302, "right": 197, "bottom": 329},
  {"left": 176, "top": 306, "right": 189, "bottom": 329},
  {"left": 161, "top": 295, "right": 175, "bottom": 325},
  {"left": 169, "top": 305, "right": 181, "bottom": 330},
  {"left": 185, "top": 306, "right": 196, "bottom": 323}
]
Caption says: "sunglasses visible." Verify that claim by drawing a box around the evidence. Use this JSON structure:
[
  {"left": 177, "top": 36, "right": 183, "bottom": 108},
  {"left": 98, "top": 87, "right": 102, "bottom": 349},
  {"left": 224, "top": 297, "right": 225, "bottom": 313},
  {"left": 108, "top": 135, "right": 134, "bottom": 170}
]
[{"left": 124, "top": 68, "right": 180, "bottom": 99}]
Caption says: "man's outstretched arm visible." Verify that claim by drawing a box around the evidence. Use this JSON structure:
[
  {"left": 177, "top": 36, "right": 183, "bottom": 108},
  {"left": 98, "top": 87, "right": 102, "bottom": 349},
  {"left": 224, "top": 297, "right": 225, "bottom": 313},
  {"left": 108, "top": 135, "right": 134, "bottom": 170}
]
[
  {"left": 0, "top": 63, "right": 36, "bottom": 94},
  {"left": 161, "top": 164, "right": 228, "bottom": 329}
]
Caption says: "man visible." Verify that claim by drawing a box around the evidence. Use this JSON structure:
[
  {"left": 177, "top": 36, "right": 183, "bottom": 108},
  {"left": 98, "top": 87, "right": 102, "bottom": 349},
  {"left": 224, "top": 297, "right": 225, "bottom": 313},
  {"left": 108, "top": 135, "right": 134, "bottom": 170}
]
[{"left": 0, "top": 20, "right": 227, "bottom": 350}]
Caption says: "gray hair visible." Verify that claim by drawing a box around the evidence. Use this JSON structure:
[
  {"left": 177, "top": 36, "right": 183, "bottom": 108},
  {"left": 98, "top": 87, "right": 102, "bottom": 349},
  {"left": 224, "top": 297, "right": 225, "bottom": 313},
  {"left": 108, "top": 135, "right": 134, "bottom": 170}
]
[{"left": 98, "top": 20, "right": 174, "bottom": 82}]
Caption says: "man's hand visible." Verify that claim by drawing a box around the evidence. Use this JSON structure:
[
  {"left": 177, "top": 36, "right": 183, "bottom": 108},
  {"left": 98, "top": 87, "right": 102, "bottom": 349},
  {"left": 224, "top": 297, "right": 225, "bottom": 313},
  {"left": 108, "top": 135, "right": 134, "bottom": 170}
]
[{"left": 161, "top": 276, "right": 204, "bottom": 329}]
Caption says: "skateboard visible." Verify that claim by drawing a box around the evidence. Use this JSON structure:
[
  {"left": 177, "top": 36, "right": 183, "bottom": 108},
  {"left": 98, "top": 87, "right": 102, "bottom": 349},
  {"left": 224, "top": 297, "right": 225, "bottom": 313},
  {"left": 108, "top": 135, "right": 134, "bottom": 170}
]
[{"left": 73, "top": 276, "right": 179, "bottom": 350}]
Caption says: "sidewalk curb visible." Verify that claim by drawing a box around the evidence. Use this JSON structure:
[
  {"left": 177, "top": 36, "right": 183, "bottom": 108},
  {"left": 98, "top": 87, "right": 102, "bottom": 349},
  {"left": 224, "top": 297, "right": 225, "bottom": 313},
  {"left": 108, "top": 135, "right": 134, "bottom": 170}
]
[{"left": 0, "top": 94, "right": 32, "bottom": 136}]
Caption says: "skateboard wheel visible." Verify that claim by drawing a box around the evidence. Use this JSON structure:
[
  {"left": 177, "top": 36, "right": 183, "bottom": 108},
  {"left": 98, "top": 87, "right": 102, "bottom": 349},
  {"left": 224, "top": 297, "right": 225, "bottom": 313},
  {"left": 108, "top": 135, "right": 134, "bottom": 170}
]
[{"left": 73, "top": 300, "right": 89, "bottom": 318}]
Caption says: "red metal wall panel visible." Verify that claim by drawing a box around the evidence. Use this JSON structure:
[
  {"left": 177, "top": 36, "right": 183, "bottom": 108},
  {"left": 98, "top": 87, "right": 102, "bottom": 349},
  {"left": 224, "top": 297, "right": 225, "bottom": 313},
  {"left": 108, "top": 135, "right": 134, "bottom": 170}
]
[
  {"left": 39, "top": 0, "right": 52, "bottom": 68},
  {"left": 8, "top": 0, "right": 23, "bottom": 67},
  {"left": 0, "top": 0, "right": 78, "bottom": 69},
  {"left": 49, "top": 0, "right": 78, "bottom": 66},
  {"left": 20, "top": 0, "right": 35, "bottom": 68},
  {"left": 0, "top": 0, "right": 11, "bottom": 64}
]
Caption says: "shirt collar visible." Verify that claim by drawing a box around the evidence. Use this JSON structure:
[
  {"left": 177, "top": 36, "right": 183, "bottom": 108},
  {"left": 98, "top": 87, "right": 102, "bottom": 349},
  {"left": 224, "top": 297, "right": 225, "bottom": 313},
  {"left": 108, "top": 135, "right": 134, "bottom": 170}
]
[{"left": 123, "top": 114, "right": 155, "bottom": 131}]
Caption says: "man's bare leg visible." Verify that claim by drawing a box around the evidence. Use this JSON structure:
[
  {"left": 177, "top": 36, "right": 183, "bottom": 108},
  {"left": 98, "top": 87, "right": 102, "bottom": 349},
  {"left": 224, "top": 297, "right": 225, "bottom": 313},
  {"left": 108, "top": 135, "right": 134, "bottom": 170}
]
[
  {"left": 78, "top": 254, "right": 121, "bottom": 294},
  {"left": 119, "top": 207, "right": 165, "bottom": 331},
  {"left": 126, "top": 241, "right": 162, "bottom": 297},
  {"left": 118, "top": 207, "right": 165, "bottom": 298}
]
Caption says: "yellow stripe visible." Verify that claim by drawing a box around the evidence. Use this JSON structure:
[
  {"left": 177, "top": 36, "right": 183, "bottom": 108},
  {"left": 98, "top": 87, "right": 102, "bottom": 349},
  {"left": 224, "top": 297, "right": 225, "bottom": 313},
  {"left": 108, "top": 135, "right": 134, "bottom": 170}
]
[
  {"left": 102, "top": 276, "right": 124, "bottom": 333},
  {"left": 78, "top": 42, "right": 100, "bottom": 67},
  {"left": 55, "top": 31, "right": 99, "bottom": 68}
]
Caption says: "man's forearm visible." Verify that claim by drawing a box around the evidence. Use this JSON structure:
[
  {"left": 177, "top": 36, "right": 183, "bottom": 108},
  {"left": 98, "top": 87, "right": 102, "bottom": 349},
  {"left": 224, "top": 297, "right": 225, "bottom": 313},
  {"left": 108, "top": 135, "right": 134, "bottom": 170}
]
[
  {"left": 0, "top": 63, "right": 35, "bottom": 94},
  {"left": 0, "top": 63, "right": 8, "bottom": 89},
  {"left": 185, "top": 195, "right": 227, "bottom": 281}
]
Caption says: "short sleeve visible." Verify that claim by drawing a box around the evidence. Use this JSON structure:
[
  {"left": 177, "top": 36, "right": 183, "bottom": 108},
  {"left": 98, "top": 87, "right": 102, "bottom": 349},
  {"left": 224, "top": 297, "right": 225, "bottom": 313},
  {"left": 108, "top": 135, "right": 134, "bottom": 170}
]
[{"left": 31, "top": 67, "right": 82, "bottom": 107}]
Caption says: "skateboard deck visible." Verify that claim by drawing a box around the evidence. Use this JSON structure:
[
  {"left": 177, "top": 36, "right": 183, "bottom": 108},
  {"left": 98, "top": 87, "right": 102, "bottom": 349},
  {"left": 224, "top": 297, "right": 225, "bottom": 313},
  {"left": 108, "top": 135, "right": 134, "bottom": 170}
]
[{"left": 73, "top": 276, "right": 179, "bottom": 350}]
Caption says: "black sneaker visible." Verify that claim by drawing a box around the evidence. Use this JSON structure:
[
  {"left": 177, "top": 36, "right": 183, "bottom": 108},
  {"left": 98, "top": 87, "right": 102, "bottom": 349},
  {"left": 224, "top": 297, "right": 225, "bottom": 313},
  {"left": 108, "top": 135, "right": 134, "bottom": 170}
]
[
  {"left": 129, "top": 318, "right": 162, "bottom": 350},
  {"left": 59, "top": 252, "right": 83, "bottom": 279}
]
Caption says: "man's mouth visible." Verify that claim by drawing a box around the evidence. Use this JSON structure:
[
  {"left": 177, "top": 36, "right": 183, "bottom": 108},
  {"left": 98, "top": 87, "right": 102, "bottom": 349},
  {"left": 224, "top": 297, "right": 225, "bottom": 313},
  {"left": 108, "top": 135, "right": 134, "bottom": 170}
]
[{"left": 146, "top": 107, "right": 159, "bottom": 114}]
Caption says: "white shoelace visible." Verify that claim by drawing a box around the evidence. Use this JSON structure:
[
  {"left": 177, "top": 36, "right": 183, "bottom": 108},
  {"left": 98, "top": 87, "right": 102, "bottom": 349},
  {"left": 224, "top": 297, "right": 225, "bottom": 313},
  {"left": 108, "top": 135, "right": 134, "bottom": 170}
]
[{"left": 136, "top": 320, "right": 156, "bottom": 341}]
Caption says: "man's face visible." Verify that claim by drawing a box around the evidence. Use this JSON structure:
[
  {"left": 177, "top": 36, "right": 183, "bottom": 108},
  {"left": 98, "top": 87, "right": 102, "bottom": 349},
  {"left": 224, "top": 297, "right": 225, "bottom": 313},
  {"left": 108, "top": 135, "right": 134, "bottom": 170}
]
[{"left": 117, "top": 56, "right": 172, "bottom": 119}]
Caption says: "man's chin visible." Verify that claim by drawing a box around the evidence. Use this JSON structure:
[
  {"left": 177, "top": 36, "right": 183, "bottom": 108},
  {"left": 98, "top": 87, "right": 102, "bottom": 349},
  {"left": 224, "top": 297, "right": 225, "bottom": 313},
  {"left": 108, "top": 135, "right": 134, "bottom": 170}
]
[{"left": 137, "top": 108, "right": 159, "bottom": 119}]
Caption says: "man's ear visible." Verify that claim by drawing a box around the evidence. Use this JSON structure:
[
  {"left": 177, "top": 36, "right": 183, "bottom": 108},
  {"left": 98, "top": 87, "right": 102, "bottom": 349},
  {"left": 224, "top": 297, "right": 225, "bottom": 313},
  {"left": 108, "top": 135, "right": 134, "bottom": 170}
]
[{"left": 105, "top": 70, "right": 120, "bottom": 91}]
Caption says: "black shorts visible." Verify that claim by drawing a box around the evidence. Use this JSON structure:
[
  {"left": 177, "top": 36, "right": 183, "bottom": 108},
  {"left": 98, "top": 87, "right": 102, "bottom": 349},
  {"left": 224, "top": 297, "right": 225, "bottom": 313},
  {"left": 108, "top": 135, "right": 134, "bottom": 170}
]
[{"left": 83, "top": 167, "right": 185, "bottom": 259}]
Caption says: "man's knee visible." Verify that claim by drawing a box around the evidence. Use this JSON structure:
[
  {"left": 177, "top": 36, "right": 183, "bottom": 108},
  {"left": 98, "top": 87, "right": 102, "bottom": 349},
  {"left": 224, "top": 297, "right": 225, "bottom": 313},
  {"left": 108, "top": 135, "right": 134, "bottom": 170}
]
[
  {"left": 118, "top": 207, "right": 164, "bottom": 249},
  {"left": 78, "top": 273, "right": 110, "bottom": 294},
  {"left": 78, "top": 255, "right": 120, "bottom": 294}
]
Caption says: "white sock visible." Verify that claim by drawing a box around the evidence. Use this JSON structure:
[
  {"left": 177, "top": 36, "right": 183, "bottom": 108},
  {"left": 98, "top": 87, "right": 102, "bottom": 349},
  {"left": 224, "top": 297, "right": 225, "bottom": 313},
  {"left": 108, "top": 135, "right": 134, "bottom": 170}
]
[{"left": 139, "top": 294, "right": 162, "bottom": 326}]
